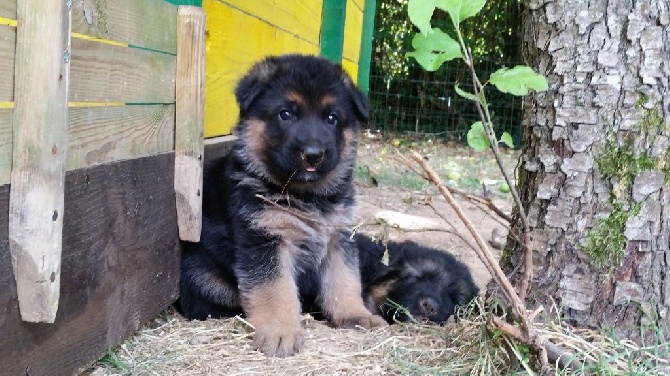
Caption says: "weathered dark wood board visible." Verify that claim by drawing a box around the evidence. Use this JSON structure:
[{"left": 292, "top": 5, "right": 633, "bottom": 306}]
[{"left": 0, "top": 152, "right": 180, "bottom": 376}]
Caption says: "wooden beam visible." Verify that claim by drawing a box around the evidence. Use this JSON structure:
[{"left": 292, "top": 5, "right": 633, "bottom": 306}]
[
  {"left": 0, "top": 0, "right": 15, "bottom": 20},
  {"left": 0, "top": 153, "right": 180, "bottom": 376},
  {"left": 69, "top": 37, "right": 176, "bottom": 104},
  {"left": 0, "top": 108, "right": 10, "bottom": 185},
  {"left": 71, "top": 0, "right": 178, "bottom": 54},
  {"left": 0, "top": 105, "right": 175, "bottom": 186},
  {"left": 9, "top": 0, "right": 71, "bottom": 323},
  {"left": 0, "top": 24, "right": 15, "bottom": 102},
  {"left": 174, "top": 6, "right": 205, "bottom": 242}
]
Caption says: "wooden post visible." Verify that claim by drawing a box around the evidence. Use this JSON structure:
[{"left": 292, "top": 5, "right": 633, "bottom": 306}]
[
  {"left": 174, "top": 6, "right": 205, "bottom": 242},
  {"left": 9, "top": 0, "right": 72, "bottom": 322}
]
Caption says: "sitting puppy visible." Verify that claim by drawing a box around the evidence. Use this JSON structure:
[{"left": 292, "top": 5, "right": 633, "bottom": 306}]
[
  {"left": 356, "top": 234, "right": 479, "bottom": 324},
  {"left": 179, "top": 55, "right": 387, "bottom": 358}
]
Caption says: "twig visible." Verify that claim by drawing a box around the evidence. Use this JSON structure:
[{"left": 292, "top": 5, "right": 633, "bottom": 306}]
[
  {"left": 255, "top": 194, "right": 320, "bottom": 224},
  {"left": 409, "top": 151, "right": 524, "bottom": 313},
  {"left": 491, "top": 317, "right": 585, "bottom": 373},
  {"left": 407, "top": 151, "right": 583, "bottom": 374},
  {"left": 465, "top": 47, "right": 534, "bottom": 302},
  {"left": 426, "top": 202, "right": 481, "bottom": 254},
  {"left": 392, "top": 150, "right": 512, "bottom": 224}
]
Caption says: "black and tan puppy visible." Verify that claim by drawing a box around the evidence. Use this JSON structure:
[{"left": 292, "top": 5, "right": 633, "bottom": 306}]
[
  {"left": 179, "top": 55, "right": 387, "bottom": 357},
  {"left": 356, "top": 234, "right": 479, "bottom": 324}
]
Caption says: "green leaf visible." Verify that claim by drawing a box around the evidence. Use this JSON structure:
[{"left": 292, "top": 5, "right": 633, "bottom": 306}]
[
  {"left": 489, "top": 65, "right": 549, "bottom": 96},
  {"left": 499, "top": 132, "right": 515, "bottom": 148},
  {"left": 456, "top": 0, "right": 486, "bottom": 25},
  {"left": 466, "top": 121, "right": 490, "bottom": 151},
  {"left": 408, "top": 0, "right": 486, "bottom": 30},
  {"left": 407, "top": 28, "right": 463, "bottom": 71},
  {"left": 454, "top": 83, "right": 476, "bottom": 101},
  {"left": 407, "top": 0, "right": 437, "bottom": 35}
]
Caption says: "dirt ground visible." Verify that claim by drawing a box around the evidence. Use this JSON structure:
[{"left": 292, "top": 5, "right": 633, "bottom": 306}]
[{"left": 85, "top": 138, "right": 519, "bottom": 375}]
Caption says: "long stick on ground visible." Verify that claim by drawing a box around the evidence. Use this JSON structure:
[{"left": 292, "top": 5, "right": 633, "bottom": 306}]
[
  {"left": 407, "top": 151, "right": 556, "bottom": 372},
  {"left": 408, "top": 151, "right": 525, "bottom": 314}
]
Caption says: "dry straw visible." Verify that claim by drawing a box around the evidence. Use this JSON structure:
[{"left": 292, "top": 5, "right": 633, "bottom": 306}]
[{"left": 83, "top": 302, "right": 668, "bottom": 376}]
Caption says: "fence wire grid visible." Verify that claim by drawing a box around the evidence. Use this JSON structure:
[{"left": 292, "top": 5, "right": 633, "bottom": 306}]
[{"left": 367, "top": 0, "right": 524, "bottom": 147}]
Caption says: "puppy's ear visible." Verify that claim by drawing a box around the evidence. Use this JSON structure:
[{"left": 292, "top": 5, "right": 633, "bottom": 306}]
[
  {"left": 350, "top": 86, "right": 370, "bottom": 124},
  {"left": 234, "top": 57, "right": 279, "bottom": 114},
  {"left": 340, "top": 70, "right": 370, "bottom": 124}
]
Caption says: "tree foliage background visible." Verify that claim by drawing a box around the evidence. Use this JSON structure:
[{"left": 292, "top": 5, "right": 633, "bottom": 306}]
[{"left": 368, "top": 0, "right": 525, "bottom": 145}]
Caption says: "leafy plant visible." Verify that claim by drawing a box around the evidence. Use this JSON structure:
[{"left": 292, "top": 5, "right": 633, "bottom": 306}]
[{"left": 406, "top": 0, "right": 547, "bottom": 151}]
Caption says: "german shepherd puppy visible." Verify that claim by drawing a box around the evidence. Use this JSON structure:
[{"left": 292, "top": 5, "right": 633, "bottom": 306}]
[
  {"left": 356, "top": 234, "right": 479, "bottom": 324},
  {"left": 179, "top": 55, "right": 387, "bottom": 357}
]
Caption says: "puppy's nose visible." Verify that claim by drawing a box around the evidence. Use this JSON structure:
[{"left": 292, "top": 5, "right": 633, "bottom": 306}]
[
  {"left": 302, "top": 145, "right": 324, "bottom": 165},
  {"left": 419, "top": 297, "right": 439, "bottom": 315}
]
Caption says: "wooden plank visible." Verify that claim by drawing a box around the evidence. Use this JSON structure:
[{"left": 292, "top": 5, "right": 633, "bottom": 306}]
[
  {"left": 0, "top": 24, "right": 15, "bottom": 101},
  {"left": 175, "top": 6, "right": 205, "bottom": 242},
  {"left": 70, "top": 37, "right": 176, "bottom": 104},
  {"left": 0, "top": 105, "right": 176, "bottom": 186},
  {"left": 203, "top": 0, "right": 319, "bottom": 137},
  {"left": 0, "top": 0, "right": 15, "bottom": 19},
  {"left": 0, "top": 153, "right": 180, "bottom": 376},
  {"left": 220, "top": 0, "right": 322, "bottom": 45},
  {"left": 343, "top": 0, "right": 363, "bottom": 63},
  {"left": 0, "top": 108, "right": 10, "bottom": 185},
  {"left": 71, "top": 0, "right": 178, "bottom": 53},
  {"left": 67, "top": 105, "right": 175, "bottom": 171},
  {"left": 9, "top": 0, "right": 71, "bottom": 323},
  {"left": 342, "top": 58, "right": 360, "bottom": 84}
]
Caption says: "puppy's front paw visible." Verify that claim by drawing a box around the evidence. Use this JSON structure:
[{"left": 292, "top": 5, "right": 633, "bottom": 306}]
[
  {"left": 253, "top": 324, "right": 305, "bottom": 357},
  {"left": 334, "top": 313, "right": 388, "bottom": 329}
]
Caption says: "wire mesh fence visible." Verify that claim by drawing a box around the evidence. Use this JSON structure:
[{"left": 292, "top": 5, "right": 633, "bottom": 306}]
[{"left": 367, "top": 0, "right": 524, "bottom": 148}]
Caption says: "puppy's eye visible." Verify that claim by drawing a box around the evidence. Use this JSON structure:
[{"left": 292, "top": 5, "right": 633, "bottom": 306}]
[
  {"left": 326, "top": 113, "right": 338, "bottom": 126},
  {"left": 278, "top": 110, "right": 293, "bottom": 121}
]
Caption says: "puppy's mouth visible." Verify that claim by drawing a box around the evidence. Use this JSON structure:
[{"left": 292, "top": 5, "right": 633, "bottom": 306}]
[{"left": 300, "top": 154, "right": 323, "bottom": 172}]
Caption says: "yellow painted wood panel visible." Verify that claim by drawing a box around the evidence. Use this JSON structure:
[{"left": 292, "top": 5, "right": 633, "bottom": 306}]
[
  {"left": 218, "top": 0, "right": 322, "bottom": 45},
  {"left": 71, "top": 0, "right": 178, "bottom": 53},
  {"left": 0, "top": 0, "right": 14, "bottom": 19},
  {"left": 341, "top": 58, "right": 359, "bottom": 84},
  {"left": 203, "top": 0, "right": 319, "bottom": 137},
  {"left": 67, "top": 105, "right": 175, "bottom": 171},
  {"left": 70, "top": 38, "right": 176, "bottom": 104},
  {"left": 0, "top": 24, "right": 14, "bottom": 101},
  {"left": 0, "top": 105, "right": 175, "bottom": 185},
  {"left": 0, "top": 108, "right": 10, "bottom": 184},
  {"left": 343, "top": 0, "right": 363, "bottom": 64}
]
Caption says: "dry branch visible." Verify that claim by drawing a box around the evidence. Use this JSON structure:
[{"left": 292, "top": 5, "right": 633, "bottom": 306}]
[
  {"left": 404, "top": 150, "right": 594, "bottom": 374},
  {"left": 465, "top": 47, "right": 534, "bottom": 302}
]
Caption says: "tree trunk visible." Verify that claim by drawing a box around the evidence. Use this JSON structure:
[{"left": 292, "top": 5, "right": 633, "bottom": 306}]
[{"left": 504, "top": 0, "right": 670, "bottom": 342}]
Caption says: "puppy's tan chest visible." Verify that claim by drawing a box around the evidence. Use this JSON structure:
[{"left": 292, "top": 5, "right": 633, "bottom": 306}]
[{"left": 251, "top": 204, "right": 353, "bottom": 257}]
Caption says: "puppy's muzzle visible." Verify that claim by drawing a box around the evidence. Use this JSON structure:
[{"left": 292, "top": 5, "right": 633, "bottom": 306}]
[{"left": 301, "top": 145, "right": 325, "bottom": 171}]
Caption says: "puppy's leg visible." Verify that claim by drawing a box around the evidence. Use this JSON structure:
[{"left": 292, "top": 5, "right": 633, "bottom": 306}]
[
  {"left": 320, "top": 231, "right": 388, "bottom": 329},
  {"left": 238, "top": 242, "right": 303, "bottom": 357}
]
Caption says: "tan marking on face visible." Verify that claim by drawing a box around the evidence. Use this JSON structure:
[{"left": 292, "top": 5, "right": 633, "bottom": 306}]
[
  {"left": 285, "top": 90, "right": 306, "bottom": 108},
  {"left": 320, "top": 94, "right": 337, "bottom": 108},
  {"left": 244, "top": 118, "right": 268, "bottom": 168},
  {"left": 290, "top": 126, "right": 358, "bottom": 195},
  {"left": 404, "top": 258, "right": 441, "bottom": 277},
  {"left": 367, "top": 279, "right": 397, "bottom": 312}
]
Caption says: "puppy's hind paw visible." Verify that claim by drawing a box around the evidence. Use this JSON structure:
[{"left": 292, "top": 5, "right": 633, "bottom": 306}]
[{"left": 335, "top": 313, "right": 388, "bottom": 330}]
